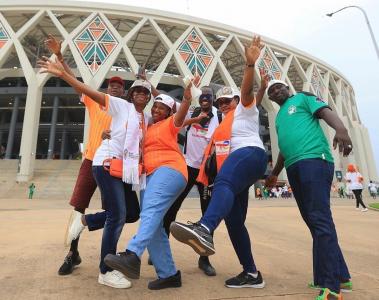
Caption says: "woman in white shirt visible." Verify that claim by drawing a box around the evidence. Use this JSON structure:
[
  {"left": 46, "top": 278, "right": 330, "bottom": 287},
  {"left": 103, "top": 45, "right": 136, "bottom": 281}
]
[
  {"left": 38, "top": 58, "right": 152, "bottom": 288},
  {"left": 170, "top": 36, "right": 268, "bottom": 288},
  {"left": 345, "top": 164, "right": 368, "bottom": 211}
]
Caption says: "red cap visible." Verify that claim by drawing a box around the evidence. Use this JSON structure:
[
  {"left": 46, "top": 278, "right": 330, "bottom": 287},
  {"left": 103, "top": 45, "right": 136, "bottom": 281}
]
[{"left": 108, "top": 76, "right": 124, "bottom": 87}]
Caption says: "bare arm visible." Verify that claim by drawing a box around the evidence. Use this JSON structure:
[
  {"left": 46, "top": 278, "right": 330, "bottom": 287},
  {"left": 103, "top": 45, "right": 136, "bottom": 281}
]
[
  {"left": 241, "top": 36, "right": 263, "bottom": 107},
  {"left": 264, "top": 152, "right": 285, "bottom": 188},
  {"left": 256, "top": 69, "right": 270, "bottom": 106},
  {"left": 182, "top": 112, "right": 208, "bottom": 127},
  {"left": 174, "top": 82, "right": 193, "bottom": 127},
  {"left": 38, "top": 58, "right": 106, "bottom": 106},
  {"left": 44, "top": 35, "right": 75, "bottom": 79},
  {"left": 317, "top": 107, "right": 352, "bottom": 156}
]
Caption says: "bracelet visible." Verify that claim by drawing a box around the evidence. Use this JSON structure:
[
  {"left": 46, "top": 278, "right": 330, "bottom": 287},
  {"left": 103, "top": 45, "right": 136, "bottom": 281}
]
[{"left": 246, "top": 63, "right": 255, "bottom": 68}]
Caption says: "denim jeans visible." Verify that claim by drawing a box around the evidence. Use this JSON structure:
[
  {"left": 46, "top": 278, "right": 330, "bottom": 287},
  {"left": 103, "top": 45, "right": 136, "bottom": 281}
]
[
  {"left": 92, "top": 166, "right": 138, "bottom": 274},
  {"left": 127, "top": 167, "right": 187, "bottom": 279},
  {"left": 286, "top": 159, "right": 350, "bottom": 293},
  {"left": 200, "top": 146, "right": 267, "bottom": 273}
]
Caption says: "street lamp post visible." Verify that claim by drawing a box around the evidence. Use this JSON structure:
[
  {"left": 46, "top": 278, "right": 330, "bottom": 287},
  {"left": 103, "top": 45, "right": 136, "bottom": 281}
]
[{"left": 326, "top": 6, "right": 379, "bottom": 61}]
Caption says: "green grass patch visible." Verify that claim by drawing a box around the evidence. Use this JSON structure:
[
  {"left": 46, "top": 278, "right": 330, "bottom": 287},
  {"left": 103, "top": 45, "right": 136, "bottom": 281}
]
[{"left": 369, "top": 203, "right": 379, "bottom": 210}]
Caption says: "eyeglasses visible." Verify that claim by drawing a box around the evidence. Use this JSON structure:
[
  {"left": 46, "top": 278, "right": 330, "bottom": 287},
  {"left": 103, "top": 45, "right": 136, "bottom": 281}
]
[
  {"left": 218, "top": 98, "right": 233, "bottom": 106},
  {"left": 199, "top": 94, "right": 213, "bottom": 102}
]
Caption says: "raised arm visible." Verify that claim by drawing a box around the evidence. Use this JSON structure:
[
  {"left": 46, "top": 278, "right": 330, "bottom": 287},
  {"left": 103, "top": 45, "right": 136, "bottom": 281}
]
[
  {"left": 256, "top": 69, "right": 270, "bottom": 106},
  {"left": 317, "top": 108, "right": 352, "bottom": 156},
  {"left": 38, "top": 58, "right": 106, "bottom": 106},
  {"left": 44, "top": 34, "right": 76, "bottom": 79},
  {"left": 241, "top": 36, "right": 263, "bottom": 107}
]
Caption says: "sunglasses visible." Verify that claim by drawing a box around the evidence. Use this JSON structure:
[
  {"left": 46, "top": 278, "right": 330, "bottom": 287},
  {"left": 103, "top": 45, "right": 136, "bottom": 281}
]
[
  {"left": 199, "top": 94, "right": 213, "bottom": 102},
  {"left": 218, "top": 98, "right": 233, "bottom": 106}
]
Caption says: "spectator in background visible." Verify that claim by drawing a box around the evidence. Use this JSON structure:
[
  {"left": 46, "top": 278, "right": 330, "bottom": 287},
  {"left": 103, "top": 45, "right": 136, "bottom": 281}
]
[
  {"left": 368, "top": 180, "right": 377, "bottom": 199},
  {"left": 345, "top": 164, "right": 368, "bottom": 212},
  {"left": 28, "top": 183, "right": 35, "bottom": 199}
]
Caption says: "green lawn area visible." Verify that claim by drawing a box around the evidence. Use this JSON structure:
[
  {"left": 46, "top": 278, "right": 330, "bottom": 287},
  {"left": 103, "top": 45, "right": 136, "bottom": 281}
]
[{"left": 369, "top": 203, "right": 379, "bottom": 209}]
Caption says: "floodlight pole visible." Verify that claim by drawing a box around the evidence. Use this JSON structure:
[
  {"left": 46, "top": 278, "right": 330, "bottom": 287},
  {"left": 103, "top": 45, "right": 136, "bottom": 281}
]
[{"left": 326, "top": 6, "right": 379, "bottom": 61}]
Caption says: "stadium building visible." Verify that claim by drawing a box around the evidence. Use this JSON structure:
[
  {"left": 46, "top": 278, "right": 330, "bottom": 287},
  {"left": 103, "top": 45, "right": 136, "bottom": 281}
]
[{"left": 0, "top": 0, "right": 377, "bottom": 183}]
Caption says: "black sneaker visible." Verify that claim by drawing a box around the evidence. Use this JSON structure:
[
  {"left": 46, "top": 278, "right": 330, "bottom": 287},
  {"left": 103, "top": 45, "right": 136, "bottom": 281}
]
[
  {"left": 148, "top": 270, "right": 182, "bottom": 290},
  {"left": 225, "top": 271, "right": 265, "bottom": 288},
  {"left": 58, "top": 252, "right": 82, "bottom": 275},
  {"left": 104, "top": 250, "right": 141, "bottom": 279},
  {"left": 169, "top": 221, "right": 215, "bottom": 256},
  {"left": 198, "top": 256, "right": 216, "bottom": 276}
]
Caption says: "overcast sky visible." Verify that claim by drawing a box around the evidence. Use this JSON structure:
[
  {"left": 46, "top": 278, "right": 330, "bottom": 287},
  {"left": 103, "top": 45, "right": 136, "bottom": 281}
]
[{"left": 75, "top": 0, "right": 379, "bottom": 175}]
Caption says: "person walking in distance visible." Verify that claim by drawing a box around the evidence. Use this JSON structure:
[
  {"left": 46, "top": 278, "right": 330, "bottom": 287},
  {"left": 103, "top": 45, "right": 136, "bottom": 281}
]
[{"left": 345, "top": 164, "right": 368, "bottom": 212}]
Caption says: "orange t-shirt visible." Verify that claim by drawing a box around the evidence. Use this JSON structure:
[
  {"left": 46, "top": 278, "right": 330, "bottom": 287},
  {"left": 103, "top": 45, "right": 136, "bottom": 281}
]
[
  {"left": 143, "top": 116, "right": 188, "bottom": 181},
  {"left": 82, "top": 95, "right": 112, "bottom": 161}
]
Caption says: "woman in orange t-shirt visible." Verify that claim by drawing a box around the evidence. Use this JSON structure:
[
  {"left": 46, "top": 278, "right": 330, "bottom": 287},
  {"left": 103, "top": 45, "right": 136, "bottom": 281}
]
[{"left": 104, "top": 82, "right": 195, "bottom": 290}]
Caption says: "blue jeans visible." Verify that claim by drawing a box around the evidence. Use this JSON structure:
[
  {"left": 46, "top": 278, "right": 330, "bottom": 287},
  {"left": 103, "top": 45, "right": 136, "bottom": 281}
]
[
  {"left": 200, "top": 146, "right": 267, "bottom": 273},
  {"left": 92, "top": 166, "right": 137, "bottom": 274},
  {"left": 127, "top": 167, "right": 187, "bottom": 279},
  {"left": 286, "top": 159, "right": 350, "bottom": 293}
]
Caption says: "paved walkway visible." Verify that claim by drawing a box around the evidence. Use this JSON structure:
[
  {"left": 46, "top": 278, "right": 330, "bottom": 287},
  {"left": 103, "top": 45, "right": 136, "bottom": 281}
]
[{"left": 0, "top": 197, "right": 378, "bottom": 299}]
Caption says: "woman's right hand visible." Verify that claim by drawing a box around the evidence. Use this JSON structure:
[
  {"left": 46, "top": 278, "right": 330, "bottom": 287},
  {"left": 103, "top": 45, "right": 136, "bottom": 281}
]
[{"left": 37, "top": 56, "right": 65, "bottom": 77}]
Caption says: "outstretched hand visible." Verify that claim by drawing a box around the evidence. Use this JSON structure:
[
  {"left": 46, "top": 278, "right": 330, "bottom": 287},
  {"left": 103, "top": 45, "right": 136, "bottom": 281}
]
[
  {"left": 37, "top": 56, "right": 65, "bottom": 77},
  {"left": 259, "top": 68, "right": 270, "bottom": 90},
  {"left": 245, "top": 36, "right": 263, "bottom": 65},
  {"left": 44, "top": 34, "right": 62, "bottom": 55},
  {"left": 265, "top": 175, "right": 278, "bottom": 188}
]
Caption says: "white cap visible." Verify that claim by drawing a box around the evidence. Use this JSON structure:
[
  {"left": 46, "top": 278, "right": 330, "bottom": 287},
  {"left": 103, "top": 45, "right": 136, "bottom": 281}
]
[
  {"left": 127, "top": 79, "right": 152, "bottom": 101},
  {"left": 266, "top": 80, "right": 288, "bottom": 97},
  {"left": 233, "top": 88, "right": 241, "bottom": 98},
  {"left": 216, "top": 86, "right": 234, "bottom": 101},
  {"left": 154, "top": 94, "right": 175, "bottom": 109}
]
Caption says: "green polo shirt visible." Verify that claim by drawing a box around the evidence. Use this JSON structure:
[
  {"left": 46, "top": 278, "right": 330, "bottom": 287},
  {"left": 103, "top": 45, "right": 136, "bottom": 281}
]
[{"left": 275, "top": 92, "right": 334, "bottom": 168}]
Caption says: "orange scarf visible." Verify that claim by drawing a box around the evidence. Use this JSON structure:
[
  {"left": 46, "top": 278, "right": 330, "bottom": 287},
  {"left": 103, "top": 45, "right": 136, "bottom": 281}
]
[{"left": 197, "top": 109, "right": 235, "bottom": 186}]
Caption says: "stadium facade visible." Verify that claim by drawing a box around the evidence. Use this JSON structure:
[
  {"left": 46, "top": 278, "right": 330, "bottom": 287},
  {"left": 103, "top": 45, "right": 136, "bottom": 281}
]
[{"left": 0, "top": 0, "right": 377, "bottom": 183}]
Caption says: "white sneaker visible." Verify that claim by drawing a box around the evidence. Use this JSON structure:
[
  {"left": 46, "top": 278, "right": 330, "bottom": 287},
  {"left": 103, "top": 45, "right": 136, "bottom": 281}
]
[
  {"left": 355, "top": 207, "right": 360, "bottom": 210},
  {"left": 64, "top": 211, "right": 85, "bottom": 246},
  {"left": 98, "top": 270, "right": 132, "bottom": 289},
  {"left": 361, "top": 208, "right": 368, "bottom": 212}
]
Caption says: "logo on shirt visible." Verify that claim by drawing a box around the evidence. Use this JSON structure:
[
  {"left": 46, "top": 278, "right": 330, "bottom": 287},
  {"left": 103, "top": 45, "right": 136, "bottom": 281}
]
[
  {"left": 215, "top": 140, "right": 231, "bottom": 155},
  {"left": 288, "top": 105, "right": 297, "bottom": 115}
]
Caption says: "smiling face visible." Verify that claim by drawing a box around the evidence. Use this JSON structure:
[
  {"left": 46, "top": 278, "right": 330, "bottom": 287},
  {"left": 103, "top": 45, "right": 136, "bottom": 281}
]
[
  {"left": 131, "top": 86, "right": 150, "bottom": 110},
  {"left": 199, "top": 96, "right": 212, "bottom": 112},
  {"left": 267, "top": 83, "right": 290, "bottom": 105},
  {"left": 218, "top": 97, "right": 238, "bottom": 114},
  {"left": 151, "top": 101, "right": 171, "bottom": 123},
  {"left": 107, "top": 82, "right": 124, "bottom": 97}
]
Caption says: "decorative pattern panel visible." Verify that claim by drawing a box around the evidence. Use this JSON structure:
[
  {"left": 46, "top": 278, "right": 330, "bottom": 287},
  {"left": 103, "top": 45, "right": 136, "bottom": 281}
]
[
  {"left": 74, "top": 16, "right": 118, "bottom": 74},
  {"left": 257, "top": 48, "right": 281, "bottom": 80},
  {"left": 0, "top": 21, "right": 10, "bottom": 50},
  {"left": 177, "top": 29, "right": 213, "bottom": 77},
  {"left": 311, "top": 66, "right": 326, "bottom": 99}
]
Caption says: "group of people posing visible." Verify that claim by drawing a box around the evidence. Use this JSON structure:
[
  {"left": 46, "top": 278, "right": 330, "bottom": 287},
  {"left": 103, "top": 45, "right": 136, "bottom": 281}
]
[{"left": 38, "top": 34, "right": 354, "bottom": 300}]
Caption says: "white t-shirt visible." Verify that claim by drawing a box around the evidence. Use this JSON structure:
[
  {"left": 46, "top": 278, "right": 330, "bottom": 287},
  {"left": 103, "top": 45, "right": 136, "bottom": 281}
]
[
  {"left": 230, "top": 102, "right": 265, "bottom": 153},
  {"left": 93, "top": 95, "right": 140, "bottom": 166},
  {"left": 345, "top": 172, "right": 363, "bottom": 190},
  {"left": 185, "top": 106, "right": 220, "bottom": 169},
  {"left": 368, "top": 183, "right": 377, "bottom": 193}
]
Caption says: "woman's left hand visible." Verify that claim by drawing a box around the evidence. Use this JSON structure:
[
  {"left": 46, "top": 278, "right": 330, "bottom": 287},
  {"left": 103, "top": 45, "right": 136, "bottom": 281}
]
[{"left": 245, "top": 36, "right": 263, "bottom": 65}]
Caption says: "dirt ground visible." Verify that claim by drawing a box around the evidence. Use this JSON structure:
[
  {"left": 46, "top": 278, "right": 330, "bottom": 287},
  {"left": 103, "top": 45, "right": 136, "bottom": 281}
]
[{"left": 0, "top": 197, "right": 378, "bottom": 300}]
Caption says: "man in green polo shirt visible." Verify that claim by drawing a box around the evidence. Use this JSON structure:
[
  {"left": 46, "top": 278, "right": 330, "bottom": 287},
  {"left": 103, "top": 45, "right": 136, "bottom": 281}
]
[{"left": 264, "top": 79, "right": 352, "bottom": 300}]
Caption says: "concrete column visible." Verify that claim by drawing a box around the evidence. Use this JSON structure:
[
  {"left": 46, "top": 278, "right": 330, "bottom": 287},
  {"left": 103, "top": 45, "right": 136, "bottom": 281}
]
[
  {"left": 361, "top": 127, "right": 378, "bottom": 180},
  {"left": 4, "top": 96, "right": 20, "bottom": 159},
  {"left": 60, "top": 110, "right": 68, "bottom": 159},
  {"left": 0, "top": 111, "right": 7, "bottom": 147},
  {"left": 47, "top": 96, "right": 59, "bottom": 159},
  {"left": 17, "top": 84, "right": 43, "bottom": 182}
]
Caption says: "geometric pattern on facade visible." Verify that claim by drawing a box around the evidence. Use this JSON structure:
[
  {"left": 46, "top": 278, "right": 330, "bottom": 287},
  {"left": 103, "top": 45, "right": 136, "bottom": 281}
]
[
  {"left": 257, "top": 47, "right": 282, "bottom": 80},
  {"left": 311, "top": 66, "right": 326, "bottom": 99},
  {"left": 177, "top": 29, "right": 213, "bottom": 77},
  {"left": 74, "top": 15, "right": 118, "bottom": 74},
  {"left": 0, "top": 20, "right": 10, "bottom": 50}
]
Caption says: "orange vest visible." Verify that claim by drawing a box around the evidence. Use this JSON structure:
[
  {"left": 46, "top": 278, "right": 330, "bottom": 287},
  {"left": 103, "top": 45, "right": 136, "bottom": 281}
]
[{"left": 197, "top": 109, "right": 235, "bottom": 186}]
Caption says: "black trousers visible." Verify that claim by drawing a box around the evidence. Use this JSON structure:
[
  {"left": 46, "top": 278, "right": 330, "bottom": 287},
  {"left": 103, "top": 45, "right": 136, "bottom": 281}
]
[
  {"left": 352, "top": 189, "right": 366, "bottom": 208},
  {"left": 163, "top": 165, "right": 210, "bottom": 236}
]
